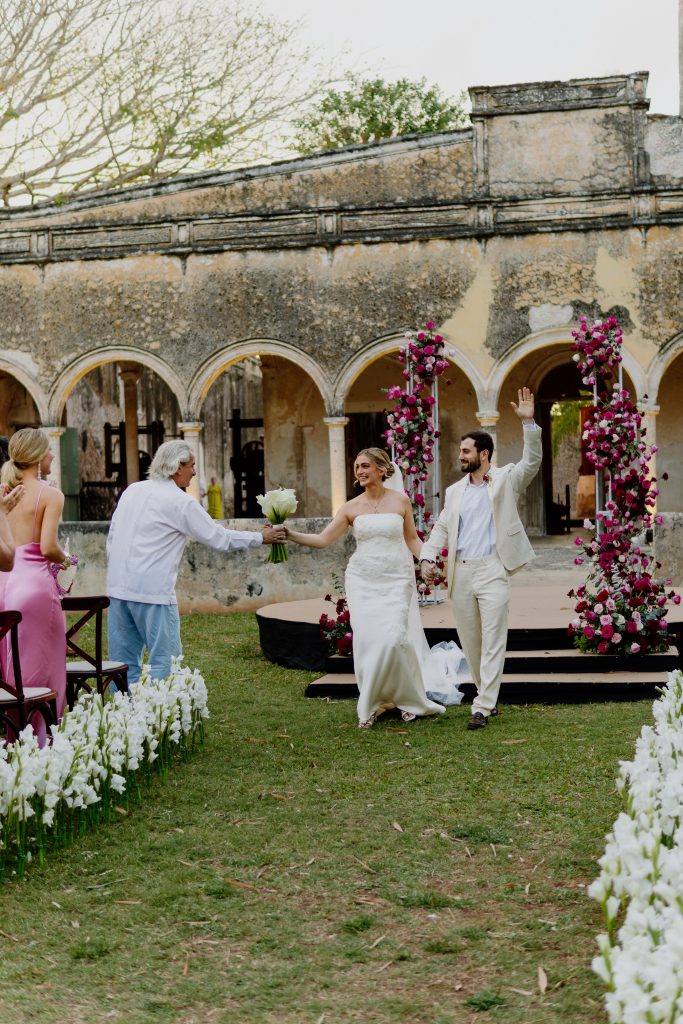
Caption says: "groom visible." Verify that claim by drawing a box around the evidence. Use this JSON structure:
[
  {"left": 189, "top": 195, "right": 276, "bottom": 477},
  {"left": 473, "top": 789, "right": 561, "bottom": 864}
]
[{"left": 420, "top": 388, "right": 542, "bottom": 730}]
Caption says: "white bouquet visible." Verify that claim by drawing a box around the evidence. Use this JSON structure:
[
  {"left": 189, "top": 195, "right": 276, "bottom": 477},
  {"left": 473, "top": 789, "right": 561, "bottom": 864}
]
[{"left": 256, "top": 487, "right": 298, "bottom": 563}]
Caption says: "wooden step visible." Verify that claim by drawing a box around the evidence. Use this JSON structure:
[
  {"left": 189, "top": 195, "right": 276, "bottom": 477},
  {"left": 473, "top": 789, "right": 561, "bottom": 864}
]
[
  {"left": 306, "top": 669, "right": 671, "bottom": 701},
  {"left": 325, "top": 647, "right": 680, "bottom": 677}
]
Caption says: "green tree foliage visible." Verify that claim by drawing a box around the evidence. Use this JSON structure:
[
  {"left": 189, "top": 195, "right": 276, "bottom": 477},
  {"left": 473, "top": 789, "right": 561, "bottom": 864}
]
[{"left": 293, "top": 74, "right": 468, "bottom": 155}]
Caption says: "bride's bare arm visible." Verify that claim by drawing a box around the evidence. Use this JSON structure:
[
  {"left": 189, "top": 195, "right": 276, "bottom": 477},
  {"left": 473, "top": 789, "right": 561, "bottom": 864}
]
[
  {"left": 402, "top": 498, "right": 424, "bottom": 561},
  {"left": 285, "top": 507, "right": 351, "bottom": 549}
]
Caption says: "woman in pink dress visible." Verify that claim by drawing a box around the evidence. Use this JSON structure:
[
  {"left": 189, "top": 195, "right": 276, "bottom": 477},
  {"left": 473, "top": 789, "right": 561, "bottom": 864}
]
[{"left": 0, "top": 428, "right": 71, "bottom": 744}]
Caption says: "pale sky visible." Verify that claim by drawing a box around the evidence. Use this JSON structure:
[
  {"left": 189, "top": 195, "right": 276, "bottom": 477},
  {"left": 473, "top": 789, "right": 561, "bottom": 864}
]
[{"left": 259, "top": 0, "right": 680, "bottom": 115}]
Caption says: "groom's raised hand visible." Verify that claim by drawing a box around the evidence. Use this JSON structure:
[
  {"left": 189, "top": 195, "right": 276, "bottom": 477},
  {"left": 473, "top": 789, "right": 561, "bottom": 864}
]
[{"left": 510, "top": 386, "right": 535, "bottom": 422}]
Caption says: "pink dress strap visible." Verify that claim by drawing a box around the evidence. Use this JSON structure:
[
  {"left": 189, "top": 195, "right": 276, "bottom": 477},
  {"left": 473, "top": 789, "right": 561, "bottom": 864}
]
[{"left": 32, "top": 484, "right": 47, "bottom": 543}]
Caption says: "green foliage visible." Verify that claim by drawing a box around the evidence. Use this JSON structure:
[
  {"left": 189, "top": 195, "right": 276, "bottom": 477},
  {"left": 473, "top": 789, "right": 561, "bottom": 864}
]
[
  {"left": 293, "top": 74, "right": 468, "bottom": 155},
  {"left": 550, "top": 397, "right": 591, "bottom": 459}
]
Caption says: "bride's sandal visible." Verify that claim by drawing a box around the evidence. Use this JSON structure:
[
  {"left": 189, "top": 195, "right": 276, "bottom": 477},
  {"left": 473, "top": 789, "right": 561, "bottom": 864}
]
[
  {"left": 358, "top": 714, "right": 376, "bottom": 729},
  {"left": 401, "top": 711, "right": 417, "bottom": 723}
]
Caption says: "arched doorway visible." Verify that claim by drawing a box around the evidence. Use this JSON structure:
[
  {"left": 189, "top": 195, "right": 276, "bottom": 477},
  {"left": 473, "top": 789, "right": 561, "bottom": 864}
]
[
  {"left": 62, "top": 362, "right": 181, "bottom": 520},
  {"left": 196, "top": 350, "right": 329, "bottom": 517},
  {"left": 342, "top": 350, "right": 479, "bottom": 511},
  {"left": 656, "top": 350, "right": 683, "bottom": 514},
  {"left": 497, "top": 346, "right": 635, "bottom": 535}
]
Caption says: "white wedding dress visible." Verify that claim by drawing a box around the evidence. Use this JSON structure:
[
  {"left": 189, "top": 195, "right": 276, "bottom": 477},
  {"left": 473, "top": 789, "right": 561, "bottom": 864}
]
[{"left": 346, "top": 513, "right": 468, "bottom": 724}]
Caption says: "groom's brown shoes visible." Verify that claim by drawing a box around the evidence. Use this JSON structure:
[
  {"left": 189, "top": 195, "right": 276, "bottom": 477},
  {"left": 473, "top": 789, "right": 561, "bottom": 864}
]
[{"left": 467, "top": 712, "right": 488, "bottom": 730}]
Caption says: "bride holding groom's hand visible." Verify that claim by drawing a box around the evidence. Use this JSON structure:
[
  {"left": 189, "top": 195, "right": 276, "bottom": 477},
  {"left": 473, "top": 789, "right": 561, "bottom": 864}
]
[{"left": 286, "top": 448, "right": 464, "bottom": 728}]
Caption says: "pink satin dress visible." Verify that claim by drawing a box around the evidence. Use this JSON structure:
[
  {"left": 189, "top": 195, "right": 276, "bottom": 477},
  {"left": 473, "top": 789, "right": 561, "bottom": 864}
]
[{"left": 0, "top": 486, "right": 67, "bottom": 744}]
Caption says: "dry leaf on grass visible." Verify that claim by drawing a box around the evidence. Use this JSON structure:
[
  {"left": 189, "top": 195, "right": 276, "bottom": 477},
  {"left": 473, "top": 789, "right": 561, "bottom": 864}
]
[
  {"left": 113, "top": 900, "right": 143, "bottom": 905},
  {"left": 367, "top": 934, "right": 386, "bottom": 950},
  {"left": 510, "top": 987, "right": 534, "bottom": 997},
  {"left": 538, "top": 966, "right": 548, "bottom": 994},
  {"left": 392, "top": 821, "right": 404, "bottom": 832}
]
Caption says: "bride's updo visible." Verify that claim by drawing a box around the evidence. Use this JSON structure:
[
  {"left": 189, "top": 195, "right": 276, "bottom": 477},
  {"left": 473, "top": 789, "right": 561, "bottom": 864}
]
[
  {"left": 1, "top": 428, "right": 50, "bottom": 491},
  {"left": 354, "top": 448, "right": 395, "bottom": 481}
]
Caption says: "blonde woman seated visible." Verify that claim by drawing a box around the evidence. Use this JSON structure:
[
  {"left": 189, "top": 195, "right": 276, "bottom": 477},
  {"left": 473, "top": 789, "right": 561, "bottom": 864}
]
[{"left": 286, "top": 448, "right": 467, "bottom": 728}]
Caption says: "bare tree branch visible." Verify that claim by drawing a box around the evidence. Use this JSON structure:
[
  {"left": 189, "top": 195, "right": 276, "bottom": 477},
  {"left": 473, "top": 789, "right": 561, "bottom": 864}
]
[{"left": 0, "top": 0, "right": 331, "bottom": 206}]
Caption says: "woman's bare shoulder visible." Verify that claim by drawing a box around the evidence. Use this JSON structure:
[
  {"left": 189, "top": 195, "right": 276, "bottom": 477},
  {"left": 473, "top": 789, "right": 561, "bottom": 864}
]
[{"left": 41, "top": 485, "right": 65, "bottom": 508}]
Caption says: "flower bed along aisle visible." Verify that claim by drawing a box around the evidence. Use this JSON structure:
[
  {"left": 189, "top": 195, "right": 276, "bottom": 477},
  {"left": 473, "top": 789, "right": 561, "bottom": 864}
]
[
  {"left": 590, "top": 669, "right": 683, "bottom": 1023},
  {"left": 0, "top": 658, "right": 208, "bottom": 880}
]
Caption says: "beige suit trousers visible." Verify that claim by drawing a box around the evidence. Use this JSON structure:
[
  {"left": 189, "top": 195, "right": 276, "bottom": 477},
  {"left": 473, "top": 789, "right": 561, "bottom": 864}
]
[{"left": 451, "top": 553, "right": 510, "bottom": 717}]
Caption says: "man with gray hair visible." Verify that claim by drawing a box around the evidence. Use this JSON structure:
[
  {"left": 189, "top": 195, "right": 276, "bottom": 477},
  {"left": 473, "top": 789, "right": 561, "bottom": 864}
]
[{"left": 106, "top": 439, "right": 285, "bottom": 685}]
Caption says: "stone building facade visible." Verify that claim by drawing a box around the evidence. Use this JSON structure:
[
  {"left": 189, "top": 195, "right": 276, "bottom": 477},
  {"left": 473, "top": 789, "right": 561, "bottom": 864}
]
[{"left": 1, "top": 71, "right": 683, "bottom": 591}]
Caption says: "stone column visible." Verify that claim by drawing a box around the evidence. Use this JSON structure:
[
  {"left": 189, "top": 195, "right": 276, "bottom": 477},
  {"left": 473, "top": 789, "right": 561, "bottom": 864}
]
[
  {"left": 641, "top": 402, "right": 660, "bottom": 511},
  {"left": 43, "top": 425, "right": 65, "bottom": 489},
  {"left": 323, "top": 416, "right": 349, "bottom": 514},
  {"left": 178, "top": 421, "right": 204, "bottom": 503},
  {"left": 476, "top": 410, "right": 499, "bottom": 466},
  {"left": 119, "top": 363, "right": 142, "bottom": 486}
]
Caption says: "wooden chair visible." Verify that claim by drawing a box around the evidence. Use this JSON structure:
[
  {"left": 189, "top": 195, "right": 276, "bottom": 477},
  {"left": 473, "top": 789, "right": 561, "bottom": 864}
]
[
  {"left": 0, "top": 610, "right": 58, "bottom": 742},
  {"left": 63, "top": 596, "right": 128, "bottom": 709}
]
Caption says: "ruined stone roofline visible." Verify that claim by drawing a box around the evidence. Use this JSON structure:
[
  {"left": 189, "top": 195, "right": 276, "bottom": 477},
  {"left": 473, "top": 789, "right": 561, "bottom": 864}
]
[
  {"left": 469, "top": 71, "right": 651, "bottom": 116},
  {"left": 0, "top": 128, "right": 474, "bottom": 225},
  {"left": 0, "top": 185, "right": 682, "bottom": 264}
]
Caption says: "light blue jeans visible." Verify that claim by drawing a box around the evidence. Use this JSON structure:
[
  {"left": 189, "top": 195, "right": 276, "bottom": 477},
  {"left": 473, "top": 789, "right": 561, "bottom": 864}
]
[{"left": 108, "top": 599, "right": 181, "bottom": 686}]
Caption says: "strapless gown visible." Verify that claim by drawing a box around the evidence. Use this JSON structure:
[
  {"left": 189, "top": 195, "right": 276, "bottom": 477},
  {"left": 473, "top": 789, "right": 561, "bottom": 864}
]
[
  {"left": 0, "top": 542, "right": 67, "bottom": 744},
  {"left": 346, "top": 514, "right": 467, "bottom": 724}
]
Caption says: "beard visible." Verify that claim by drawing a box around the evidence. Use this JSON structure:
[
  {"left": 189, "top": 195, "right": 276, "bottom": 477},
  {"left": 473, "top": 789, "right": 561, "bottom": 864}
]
[{"left": 460, "top": 452, "right": 481, "bottom": 474}]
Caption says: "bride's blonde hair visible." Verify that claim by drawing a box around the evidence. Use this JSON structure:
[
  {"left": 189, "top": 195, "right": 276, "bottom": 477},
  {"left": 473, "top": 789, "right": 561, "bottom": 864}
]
[
  {"left": 1, "top": 428, "right": 50, "bottom": 491},
  {"left": 354, "top": 448, "right": 395, "bottom": 481}
]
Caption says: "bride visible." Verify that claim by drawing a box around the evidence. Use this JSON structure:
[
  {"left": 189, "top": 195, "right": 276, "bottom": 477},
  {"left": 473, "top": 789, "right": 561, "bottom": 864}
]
[{"left": 285, "top": 448, "right": 467, "bottom": 728}]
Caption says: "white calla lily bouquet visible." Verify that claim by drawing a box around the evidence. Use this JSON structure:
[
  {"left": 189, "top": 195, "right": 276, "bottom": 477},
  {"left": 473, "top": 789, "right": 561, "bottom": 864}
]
[{"left": 257, "top": 487, "right": 297, "bottom": 563}]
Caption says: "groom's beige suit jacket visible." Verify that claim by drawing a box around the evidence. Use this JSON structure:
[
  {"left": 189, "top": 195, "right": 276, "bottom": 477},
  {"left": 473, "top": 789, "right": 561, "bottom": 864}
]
[{"left": 421, "top": 428, "right": 543, "bottom": 598}]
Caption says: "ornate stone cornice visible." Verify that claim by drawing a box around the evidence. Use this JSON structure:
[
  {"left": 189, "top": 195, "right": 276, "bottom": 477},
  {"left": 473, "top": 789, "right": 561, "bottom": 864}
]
[{"left": 0, "top": 187, "right": 682, "bottom": 263}]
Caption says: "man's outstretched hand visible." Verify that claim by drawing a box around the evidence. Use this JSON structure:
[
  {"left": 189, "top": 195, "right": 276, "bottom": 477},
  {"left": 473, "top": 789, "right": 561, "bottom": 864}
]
[
  {"left": 262, "top": 523, "right": 287, "bottom": 545},
  {"left": 510, "top": 387, "right": 535, "bottom": 422}
]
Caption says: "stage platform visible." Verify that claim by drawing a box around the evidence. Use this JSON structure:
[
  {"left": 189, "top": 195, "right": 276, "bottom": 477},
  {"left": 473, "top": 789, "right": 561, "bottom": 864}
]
[{"left": 257, "top": 586, "right": 683, "bottom": 702}]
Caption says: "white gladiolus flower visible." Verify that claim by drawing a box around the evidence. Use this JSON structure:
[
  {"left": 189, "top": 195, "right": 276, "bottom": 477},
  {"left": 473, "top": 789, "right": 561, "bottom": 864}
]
[{"left": 0, "top": 657, "right": 208, "bottom": 873}]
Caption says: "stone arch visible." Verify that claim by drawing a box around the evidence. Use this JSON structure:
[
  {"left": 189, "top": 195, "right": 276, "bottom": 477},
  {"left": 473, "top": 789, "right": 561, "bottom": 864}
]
[
  {"left": 647, "top": 331, "right": 683, "bottom": 403},
  {"left": 485, "top": 326, "right": 648, "bottom": 410},
  {"left": 189, "top": 339, "right": 332, "bottom": 417},
  {"left": 332, "top": 334, "right": 486, "bottom": 412},
  {"left": 0, "top": 356, "right": 49, "bottom": 424},
  {"left": 48, "top": 347, "right": 188, "bottom": 423}
]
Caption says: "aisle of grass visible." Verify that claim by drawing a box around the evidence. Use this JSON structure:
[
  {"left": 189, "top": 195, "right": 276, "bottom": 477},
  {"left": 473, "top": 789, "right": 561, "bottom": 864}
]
[{"left": 0, "top": 613, "right": 652, "bottom": 1023}]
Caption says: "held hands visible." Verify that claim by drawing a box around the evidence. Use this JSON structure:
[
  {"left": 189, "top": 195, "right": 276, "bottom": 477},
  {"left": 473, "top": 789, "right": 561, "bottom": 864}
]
[
  {"left": 421, "top": 560, "right": 438, "bottom": 585},
  {"left": 262, "top": 523, "right": 287, "bottom": 545},
  {"left": 510, "top": 386, "right": 535, "bottom": 422}
]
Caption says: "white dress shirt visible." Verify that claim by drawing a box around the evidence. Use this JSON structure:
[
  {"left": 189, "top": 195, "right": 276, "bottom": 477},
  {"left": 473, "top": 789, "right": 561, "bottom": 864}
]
[
  {"left": 106, "top": 479, "right": 263, "bottom": 604},
  {"left": 456, "top": 479, "right": 495, "bottom": 559}
]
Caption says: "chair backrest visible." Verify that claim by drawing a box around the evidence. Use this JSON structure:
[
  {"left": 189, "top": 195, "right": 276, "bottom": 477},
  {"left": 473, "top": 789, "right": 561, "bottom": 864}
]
[
  {"left": 0, "top": 610, "right": 24, "bottom": 699},
  {"left": 62, "top": 595, "right": 110, "bottom": 670}
]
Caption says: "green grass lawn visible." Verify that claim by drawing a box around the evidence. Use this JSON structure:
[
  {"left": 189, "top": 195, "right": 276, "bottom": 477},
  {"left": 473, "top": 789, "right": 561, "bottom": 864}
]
[{"left": 0, "top": 613, "right": 651, "bottom": 1023}]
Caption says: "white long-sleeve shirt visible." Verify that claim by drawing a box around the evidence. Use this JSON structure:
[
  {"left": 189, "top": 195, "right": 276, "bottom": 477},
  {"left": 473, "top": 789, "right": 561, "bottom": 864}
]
[{"left": 106, "top": 479, "right": 263, "bottom": 605}]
